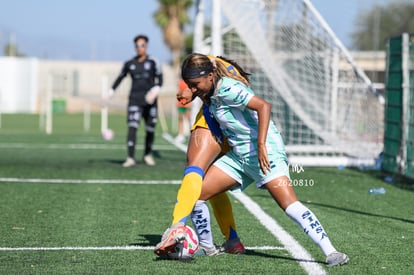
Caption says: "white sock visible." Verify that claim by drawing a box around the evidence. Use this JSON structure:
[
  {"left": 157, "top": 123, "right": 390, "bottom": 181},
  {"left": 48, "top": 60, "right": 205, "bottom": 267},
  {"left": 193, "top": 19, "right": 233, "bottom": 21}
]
[
  {"left": 285, "top": 201, "right": 336, "bottom": 256},
  {"left": 191, "top": 200, "right": 214, "bottom": 248}
]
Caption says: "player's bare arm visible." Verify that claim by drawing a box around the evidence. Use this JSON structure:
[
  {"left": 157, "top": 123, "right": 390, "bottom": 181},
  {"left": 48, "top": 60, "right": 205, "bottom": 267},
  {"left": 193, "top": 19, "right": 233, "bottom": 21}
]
[{"left": 247, "top": 95, "right": 272, "bottom": 174}]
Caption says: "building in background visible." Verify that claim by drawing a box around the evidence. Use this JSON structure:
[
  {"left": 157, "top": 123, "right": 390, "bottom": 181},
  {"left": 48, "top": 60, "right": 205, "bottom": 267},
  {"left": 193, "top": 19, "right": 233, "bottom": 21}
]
[{"left": 0, "top": 52, "right": 386, "bottom": 115}]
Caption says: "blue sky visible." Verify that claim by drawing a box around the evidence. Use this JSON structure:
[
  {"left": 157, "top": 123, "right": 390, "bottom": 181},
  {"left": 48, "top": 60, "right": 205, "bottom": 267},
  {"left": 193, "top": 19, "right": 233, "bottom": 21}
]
[{"left": 0, "top": 0, "right": 396, "bottom": 63}]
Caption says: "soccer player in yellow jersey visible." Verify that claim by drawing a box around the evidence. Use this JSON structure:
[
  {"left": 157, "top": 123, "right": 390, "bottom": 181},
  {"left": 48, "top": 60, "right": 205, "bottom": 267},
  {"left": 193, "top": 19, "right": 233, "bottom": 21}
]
[{"left": 156, "top": 56, "right": 248, "bottom": 256}]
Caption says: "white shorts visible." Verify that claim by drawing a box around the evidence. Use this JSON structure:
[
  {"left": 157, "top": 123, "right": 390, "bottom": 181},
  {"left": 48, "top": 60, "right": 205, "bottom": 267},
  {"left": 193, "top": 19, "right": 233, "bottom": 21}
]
[{"left": 213, "top": 150, "right": 290, "bottom": 192}]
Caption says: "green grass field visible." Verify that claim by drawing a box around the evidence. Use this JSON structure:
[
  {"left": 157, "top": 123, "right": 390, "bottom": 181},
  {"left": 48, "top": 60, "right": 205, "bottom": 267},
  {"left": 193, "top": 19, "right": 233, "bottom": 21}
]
[{"left": 0, "top": 114, "right": 413, "bottom": 274}]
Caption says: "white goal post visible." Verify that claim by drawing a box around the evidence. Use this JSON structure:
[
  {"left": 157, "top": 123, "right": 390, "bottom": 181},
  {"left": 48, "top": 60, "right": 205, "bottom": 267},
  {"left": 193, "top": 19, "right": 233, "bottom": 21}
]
[{"left": 191, "top": 0, "right": 384, "bottom": 167}]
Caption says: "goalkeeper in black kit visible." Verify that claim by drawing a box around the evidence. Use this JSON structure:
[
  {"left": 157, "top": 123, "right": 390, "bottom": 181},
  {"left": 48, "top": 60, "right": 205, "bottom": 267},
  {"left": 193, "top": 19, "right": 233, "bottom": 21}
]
[{"left": 108, "top": 34, "right": 163, "bottom": 167}]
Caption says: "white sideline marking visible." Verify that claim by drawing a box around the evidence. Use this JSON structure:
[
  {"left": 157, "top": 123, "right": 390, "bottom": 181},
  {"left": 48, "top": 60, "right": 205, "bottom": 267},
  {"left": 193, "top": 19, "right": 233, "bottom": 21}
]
[
  {"left": 0, "top": 178, "right": 181, "bottom": 185},
  {"left": 231, "top": 192, "right": 327, "bottom": 275},
  {"left": 0, "top": 246, "right": 284, "bottom": 252},
  {"left": 162, "top": 133, "right": 188, "bottom": 152},
  {"left": 0, "top": 143, "right": 177, "bottom": 150},
  {"left": 0, "top": 246, "right": 152, "bottom": 251}
]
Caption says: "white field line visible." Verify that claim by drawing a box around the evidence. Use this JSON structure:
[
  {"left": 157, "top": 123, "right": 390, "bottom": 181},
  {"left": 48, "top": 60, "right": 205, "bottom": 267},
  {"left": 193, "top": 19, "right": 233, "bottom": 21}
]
[
  {"left": 161, "top": 133, "right": 188, "bottom": 152},
  {"left": 231, "top": 192, "right": 327, "bottom": 275},
  {"left": 0, "top": 246, "right": 285, "bottom": 252},
  {"left": 0, "top": 178, "right": 181, "bottom": 185},
  {"left": 0, "top": 143, "right": 177, "bottom": 150}
]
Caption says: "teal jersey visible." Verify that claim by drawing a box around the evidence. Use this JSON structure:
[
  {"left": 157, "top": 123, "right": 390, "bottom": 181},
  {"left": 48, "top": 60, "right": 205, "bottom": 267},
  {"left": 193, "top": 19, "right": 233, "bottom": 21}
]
[{"left": 209, "top": 77, "right": 285, "bottom": 158}]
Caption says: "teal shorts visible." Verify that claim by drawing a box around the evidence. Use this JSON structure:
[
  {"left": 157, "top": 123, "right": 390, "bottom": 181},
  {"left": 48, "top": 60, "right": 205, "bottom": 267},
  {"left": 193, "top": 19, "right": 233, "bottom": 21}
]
[{"left": 213, "top": 150, "right": 290, "bottom": 192}]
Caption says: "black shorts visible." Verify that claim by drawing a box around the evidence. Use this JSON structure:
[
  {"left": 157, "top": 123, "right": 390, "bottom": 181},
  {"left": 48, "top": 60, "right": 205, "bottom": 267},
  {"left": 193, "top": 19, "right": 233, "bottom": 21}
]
[{"left": 127, "top": 104, "right": 158, "bottom": 128}]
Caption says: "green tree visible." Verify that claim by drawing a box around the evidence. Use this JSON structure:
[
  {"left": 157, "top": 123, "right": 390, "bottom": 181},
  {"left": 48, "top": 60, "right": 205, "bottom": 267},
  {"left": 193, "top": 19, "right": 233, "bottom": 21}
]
[
  {"left": 351, "top": 0, "right": 414, "bottom": 51},
  {"left": 154, "top": 0, "right": 193, "bottom": 73}
]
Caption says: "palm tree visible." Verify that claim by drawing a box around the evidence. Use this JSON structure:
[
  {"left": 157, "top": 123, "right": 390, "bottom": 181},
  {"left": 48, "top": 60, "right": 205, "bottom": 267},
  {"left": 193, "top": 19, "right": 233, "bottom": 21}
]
[{"left": 154, "top": 0, "right": 193, "bottom": 73}]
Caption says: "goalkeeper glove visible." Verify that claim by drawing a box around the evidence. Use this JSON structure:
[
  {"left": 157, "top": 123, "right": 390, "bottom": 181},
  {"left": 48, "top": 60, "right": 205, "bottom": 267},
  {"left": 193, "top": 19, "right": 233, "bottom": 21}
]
[{"left": 145, "top": 85, "right": 160, "bottom": 105}]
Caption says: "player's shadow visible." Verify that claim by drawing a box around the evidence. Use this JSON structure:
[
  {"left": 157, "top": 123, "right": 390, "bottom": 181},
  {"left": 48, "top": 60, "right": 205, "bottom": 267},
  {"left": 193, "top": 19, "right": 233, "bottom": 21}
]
[
  {"left": 103, "top": 150, "right": 164, "bottom": 165},
  {"left": 243, "top": 249, "right": 326, "bottom": 264},
  {"left": 246, "top": 194, "right": 414, "bottom": 224},
  {"left": 305, "top": 201, "right": 414, "bottom": 224},
  {"left": 129, "top": 234, "right": 160, "bottom": 247},
  {"left": 107, "top": 159, "right": 124, "bottom": 165}
]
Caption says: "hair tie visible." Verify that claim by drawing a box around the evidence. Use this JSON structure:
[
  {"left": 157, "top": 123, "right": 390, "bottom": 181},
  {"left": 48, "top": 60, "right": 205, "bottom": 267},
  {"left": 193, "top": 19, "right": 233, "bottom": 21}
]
[{"left": 208, "top": 56, "right": 217, "bottom": 68}]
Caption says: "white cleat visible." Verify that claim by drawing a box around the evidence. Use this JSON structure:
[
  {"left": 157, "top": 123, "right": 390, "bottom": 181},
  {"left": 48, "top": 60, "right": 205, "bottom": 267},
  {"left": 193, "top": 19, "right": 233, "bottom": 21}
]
[
  {"left": 326, "top": 251, "right": 349, "bottom": 267},
  {"left": 122, "top": 157, "right": 136, "bottom": 167},
  {"left": 143, "top": 154, "right": 155, "bottom": 166}
]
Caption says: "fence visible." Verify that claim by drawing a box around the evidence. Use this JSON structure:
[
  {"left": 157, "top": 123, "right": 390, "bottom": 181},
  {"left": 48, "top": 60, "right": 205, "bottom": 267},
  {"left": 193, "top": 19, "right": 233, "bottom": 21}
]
[{"left": 383, "top": 33, "right": 414, "bottom": 179}]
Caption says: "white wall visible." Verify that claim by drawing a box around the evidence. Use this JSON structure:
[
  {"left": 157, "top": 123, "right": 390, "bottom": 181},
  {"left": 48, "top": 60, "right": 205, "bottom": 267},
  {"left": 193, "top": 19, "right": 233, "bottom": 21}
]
[
  {"left": 0, "top": 57, "right": 177, "bottom": 114},
  {"left": 0, "top": 57, "right": 38, "bottom": 113}
]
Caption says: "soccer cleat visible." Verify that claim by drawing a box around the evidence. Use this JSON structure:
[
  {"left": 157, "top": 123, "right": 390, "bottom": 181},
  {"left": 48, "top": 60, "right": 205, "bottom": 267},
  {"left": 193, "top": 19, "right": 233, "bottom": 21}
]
[
  {"left": 122, "top": 157, "right": 136, "bottom": 167},
  {"left": 154, "top": 222, "right": 187, "bottom": 256},
  {"left": 144, "top": 154, "right": 155, "bottom": 166},
  {"left": 194, "top": 244, "right": 222, "bottom": 256},
  {"left": 326, "top": 251, "right": 349, "bottom": 267},
  {"left": 219, "top": 237, "right": 246, "bottom": 254}
]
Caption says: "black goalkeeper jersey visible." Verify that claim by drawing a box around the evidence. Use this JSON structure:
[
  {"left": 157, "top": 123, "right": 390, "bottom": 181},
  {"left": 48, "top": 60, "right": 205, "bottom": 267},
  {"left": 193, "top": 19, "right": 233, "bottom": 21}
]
[{"left": 112, "top": 55, "right": 163, "bottom": 106}]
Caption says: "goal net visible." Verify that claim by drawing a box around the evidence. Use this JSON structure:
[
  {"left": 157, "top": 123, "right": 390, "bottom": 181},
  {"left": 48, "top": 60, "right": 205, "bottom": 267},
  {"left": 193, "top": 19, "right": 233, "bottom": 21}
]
[{"left": 195, "top": 0, "right": 384, "bottom": 166}]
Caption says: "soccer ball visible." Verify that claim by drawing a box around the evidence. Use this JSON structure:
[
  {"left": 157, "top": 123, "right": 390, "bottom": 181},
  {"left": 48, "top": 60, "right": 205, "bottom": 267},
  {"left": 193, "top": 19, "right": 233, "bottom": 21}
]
[
  {"left": 167, "top": 225, "right": 199, "bottom": 260},
  {"left": 102, "top": 128, "right": 114, "bottom": 141}
]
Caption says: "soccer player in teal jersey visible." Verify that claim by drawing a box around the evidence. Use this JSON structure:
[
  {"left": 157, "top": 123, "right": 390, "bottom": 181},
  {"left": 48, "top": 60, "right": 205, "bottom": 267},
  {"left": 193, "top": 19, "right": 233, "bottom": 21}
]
[{"left": 156, "top": 53, "right": 349, "bottom": 267}]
